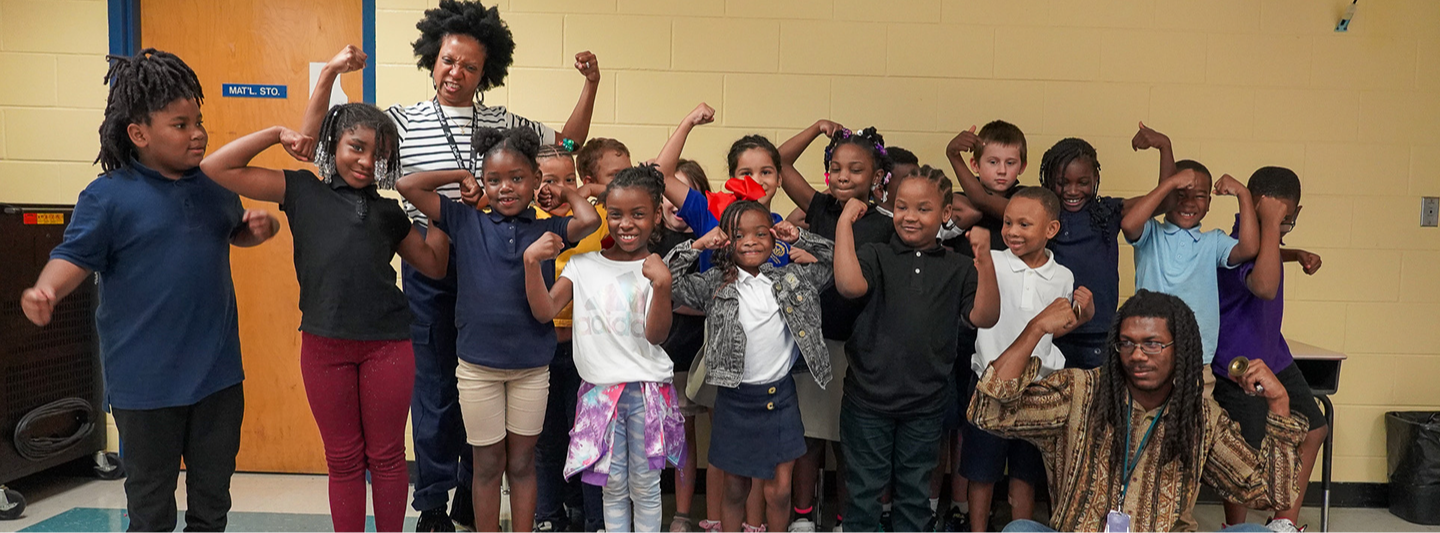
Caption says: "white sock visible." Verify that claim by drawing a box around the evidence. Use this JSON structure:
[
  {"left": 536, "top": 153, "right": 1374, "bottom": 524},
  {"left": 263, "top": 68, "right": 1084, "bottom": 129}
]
[
  {"left": 952, "top": 501, "right": 969, "bottom": 514},
  {"left": 929, "top": 498, "right": 939, "bottom": 512},
  {"left": 882, "top": 502, "right": 892, "bottom": 513}
]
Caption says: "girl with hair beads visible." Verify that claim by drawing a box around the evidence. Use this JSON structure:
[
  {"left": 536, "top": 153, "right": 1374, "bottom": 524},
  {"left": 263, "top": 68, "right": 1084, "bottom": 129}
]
[
  {"left": 774, "top": 121, "right": 900, "bottom": 531},
  {"left": 200, "top": 103, "right": 450, "bottom": 532},
  {"left": 665, "top": 201, "right": 836, "bottom": 533},
  {"left": 1039, "top": 123, "right": 1175, "bottom": 370},
  {"left": 522, "top": 165, "right": 685, "bottom": 532},
  {"left": 398, "top": 127, "right": 601, "bottom": 532}
]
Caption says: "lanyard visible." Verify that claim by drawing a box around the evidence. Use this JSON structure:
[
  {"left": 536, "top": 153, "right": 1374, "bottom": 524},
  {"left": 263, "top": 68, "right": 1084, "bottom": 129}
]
[
  {"left": 432, "top": 97, "right": 479, "bottom": 173},
  {"left": 1118, "top": 394, "right": 1166, "bottom": 510}
]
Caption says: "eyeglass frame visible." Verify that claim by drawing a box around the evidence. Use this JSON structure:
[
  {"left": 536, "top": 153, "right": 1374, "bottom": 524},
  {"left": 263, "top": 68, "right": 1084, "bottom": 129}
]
[{"left": 1114, "top": 339, "right": 1176, "bottom": 356}]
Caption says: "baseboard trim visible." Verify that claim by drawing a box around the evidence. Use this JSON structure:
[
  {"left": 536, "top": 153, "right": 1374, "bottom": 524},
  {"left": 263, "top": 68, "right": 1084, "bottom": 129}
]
[{"left": 407, "top": 461, "right": 1392, "bottom": 509}]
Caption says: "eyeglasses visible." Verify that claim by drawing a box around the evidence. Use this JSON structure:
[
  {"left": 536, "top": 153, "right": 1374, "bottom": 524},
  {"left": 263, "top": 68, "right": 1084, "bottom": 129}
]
[{"left": 1115, "top": 339, "right": 1175, "bottom": 355}]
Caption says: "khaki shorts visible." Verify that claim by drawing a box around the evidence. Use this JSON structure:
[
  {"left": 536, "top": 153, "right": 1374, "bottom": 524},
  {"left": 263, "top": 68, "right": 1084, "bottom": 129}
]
[
  {"left": 456, "top": 361, "right": 549, "bottom": 447},
  {"left": 794, "top": 339, "right": 848, "bottom": 442},
  {"left": 673, "top": 371, "right": 705, "bottom": 417}
]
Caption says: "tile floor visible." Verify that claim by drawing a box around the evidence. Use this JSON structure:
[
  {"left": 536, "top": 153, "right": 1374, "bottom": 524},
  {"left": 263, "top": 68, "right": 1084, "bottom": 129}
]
[{"left": 3, "top": 471, "right": 1439, "bottom": 532}]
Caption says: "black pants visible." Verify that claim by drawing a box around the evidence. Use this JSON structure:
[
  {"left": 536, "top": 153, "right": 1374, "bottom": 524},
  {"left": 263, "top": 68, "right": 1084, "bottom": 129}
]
[
  {"left": 534, "top": 341, "right": 603, "bottom": 530},
  {"left": 840, "top": 397, "right": 945, "bottom": 533},
  {"left": 111, "top": 384, "right": 244, "bottom": 532}
]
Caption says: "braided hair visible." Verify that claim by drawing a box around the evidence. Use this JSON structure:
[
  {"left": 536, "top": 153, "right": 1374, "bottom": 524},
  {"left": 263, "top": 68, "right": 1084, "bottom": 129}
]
[
  {"left": 96, "top": 48, "right": 203, "bottom": 174},
  {"left": 1089, "top": 290, "right": 1206, "bottom": 478},
  {"left": 1039, "top": 138, "right": 1116, "bottom": 245},
  {"left": 412, "top": 0, "right": 514, "bottom": 94},
  {"left": 313, "top": 103, "right": 402, "bottom": 189},
  {"left": 897, "top": 164, "right": 954, "bottom": 205},
  {"left": 823, "top": 127, "right": 893, "bottom": 189},
  {"left": 711, "top": 200, "right": 772, "bottom": 292}
]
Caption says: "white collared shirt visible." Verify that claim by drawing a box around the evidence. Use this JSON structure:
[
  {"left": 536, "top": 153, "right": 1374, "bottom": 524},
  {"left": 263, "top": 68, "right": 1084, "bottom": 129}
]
[
  {"left": 733, "top": 269, "right": 800, "bottom": 384},
  {"left": 972, "top": 248, "right": 1074, "bottom": 378}
]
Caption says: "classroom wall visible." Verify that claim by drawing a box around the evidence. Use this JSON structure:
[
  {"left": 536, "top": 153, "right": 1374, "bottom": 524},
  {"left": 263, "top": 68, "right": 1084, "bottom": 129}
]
[{"left": 0, "top": 0, "right": 1437, "bottom": 484}]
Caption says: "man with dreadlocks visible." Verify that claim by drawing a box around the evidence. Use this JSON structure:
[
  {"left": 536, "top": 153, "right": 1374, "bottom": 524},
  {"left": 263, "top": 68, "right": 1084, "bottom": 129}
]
[
  {"left": 969, "top": 290, "right": 1308, "bottom": 533},
  {"left": 19, "top": 49, "right": 281, "bottom": 531}
]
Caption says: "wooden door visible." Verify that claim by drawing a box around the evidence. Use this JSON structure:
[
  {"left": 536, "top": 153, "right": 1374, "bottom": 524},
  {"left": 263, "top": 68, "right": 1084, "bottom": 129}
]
[{"left": 141, "top": 0, "right": 364, "bottom": 473}]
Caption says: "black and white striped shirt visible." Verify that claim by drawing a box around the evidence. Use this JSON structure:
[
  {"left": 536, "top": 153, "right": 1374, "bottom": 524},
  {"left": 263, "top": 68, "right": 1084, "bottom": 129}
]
[{"left": 385, "top": 100, "right": 556, "bottom": 224}]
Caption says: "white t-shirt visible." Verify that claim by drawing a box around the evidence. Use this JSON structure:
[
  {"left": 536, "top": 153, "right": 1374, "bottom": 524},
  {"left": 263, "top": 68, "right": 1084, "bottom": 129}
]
[
  {"left": 733, "top": 269, "right": 800, "bottom": 384},
  {"left": 561, "top": 252, "right": 674, "bottom": 386},
  {"left": 386, "top": 100, "right": 557, "bottom": 224},
  {"left": 972, "top": 249, "right": 1074, "bottom": 378}
]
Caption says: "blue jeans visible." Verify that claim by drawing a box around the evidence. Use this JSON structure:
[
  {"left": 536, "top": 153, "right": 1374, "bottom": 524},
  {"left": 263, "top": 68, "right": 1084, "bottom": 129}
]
[
  {"left": 840, "top": 398, "right": 945, "bottom": 533},
  {"left": 403, "top": 228, "right": 472, "bottom": 512},
  {"left": 535, "top": 341, "right": 603, "bottom": 530},
  {"left": 602, "top": 384, "right": 663, "bottom": 532},
  {"left": 1001, "top": 519, "right": 1275, "bottom": 532}
]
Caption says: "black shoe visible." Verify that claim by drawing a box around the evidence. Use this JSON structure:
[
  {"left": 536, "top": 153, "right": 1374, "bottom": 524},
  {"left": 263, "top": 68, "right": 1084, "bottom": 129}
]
[
  {"left": 417, "top": 508, "right": 457, "bottom": 532},
  {"left": 879, "top": 511, "right": 894, "bottom": 532},
  {"left": 924, "top": 512, "right": 939, "bottom": 532},
  {"left": 944, "top": 507, "right": 967, "bottom": 533},
  {"left": 450, "top": 487, "right": 475, "bottom": 531}
]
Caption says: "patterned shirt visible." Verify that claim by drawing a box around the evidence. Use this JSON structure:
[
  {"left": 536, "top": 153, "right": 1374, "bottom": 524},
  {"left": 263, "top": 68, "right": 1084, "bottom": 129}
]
[{"left": 968, "top": 357, "right": 1309, "bottom": 532}]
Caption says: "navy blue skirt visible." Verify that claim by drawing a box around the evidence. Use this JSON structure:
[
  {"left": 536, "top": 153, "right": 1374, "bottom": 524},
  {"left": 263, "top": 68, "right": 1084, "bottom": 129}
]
[{"left": 708, "top": 376, "right": 807, "bottom": 480}]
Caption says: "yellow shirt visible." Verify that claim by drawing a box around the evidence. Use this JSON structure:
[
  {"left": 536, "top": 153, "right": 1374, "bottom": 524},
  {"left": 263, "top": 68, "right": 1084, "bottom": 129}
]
[{"left": 541, "top": 201, "right": 607, "bottom": 329}]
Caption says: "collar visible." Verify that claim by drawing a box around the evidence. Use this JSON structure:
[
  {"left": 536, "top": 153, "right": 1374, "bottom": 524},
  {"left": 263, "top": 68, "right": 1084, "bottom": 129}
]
[
  {"left": 887, "top": 234, "right": 945, "bottom": 255},
  {"left": 736, "top": 268, "right": 771, "bottom": 285},
  {"left": 130, "top": 159, "right": 203, "bottom": 182},
  {"left": 328, "top": 177, "right": 382, "bottom": 199},
  {"left": 1002, "top": 248, "right": 1059, "bottom": 279},
  {"left": 486, "top": 205, "right": 538, "bottom": 223},
  {"left": 1127, "top": 395, "right": 1168, "bottom": 420},
  {"left": 1159, "top": 220, "right": 1204, "bottom": 242}
]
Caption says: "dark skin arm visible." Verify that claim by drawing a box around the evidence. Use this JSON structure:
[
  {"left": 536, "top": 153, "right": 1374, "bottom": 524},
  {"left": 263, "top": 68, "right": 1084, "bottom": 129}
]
[
  {"left": 656, "top": 103, "right": 715, "bottom": 209},
  {"left": 1217, "top": 174, "right": 1260, "bottom": 265},
  {"left": 990, "top": 298, "right": 1078, "bottom": 382},
  {"left": 1123, "top": 121, "right": 1178, "bottom": 217},
  {"left": 300, "top": 45, "right": 366, "bottom": 153},
  {"left": 19, "top": 260, "right": 93, "bottom": 326},
  {"left": 521, "top": 233, "right": 572, "bottom": 322},
  {"left": 396, "top": 169, "right": 473, "bottom": 224},
  {"left": 967, "top": 226, "right": 1001, "bottom": 328},
  {"left": 1243, "top": 196, "right": 1288, "bottom": 300},
  {"left": 640, "top": 254, "right": 674, "bottom": 346},
  {"left": 1121, "top": 169, "right": 1198, "bottom": 242},
  {"left": 833, "top": 199, "right": 870, "bottom": 299},
  {"left": 557, "top": 51, "right": 601, "bottom": 146},
  {"left": 777, "top": 119, "right": 845, "bottom": 212},
  {"left": 396, "top": 226, "right": 450, "bottom": 279}
]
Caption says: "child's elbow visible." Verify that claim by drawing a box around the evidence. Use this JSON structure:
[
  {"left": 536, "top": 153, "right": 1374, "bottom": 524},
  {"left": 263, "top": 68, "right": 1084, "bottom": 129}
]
[{"left": 971, "top": 309, "right": 999, "bottom": 329}]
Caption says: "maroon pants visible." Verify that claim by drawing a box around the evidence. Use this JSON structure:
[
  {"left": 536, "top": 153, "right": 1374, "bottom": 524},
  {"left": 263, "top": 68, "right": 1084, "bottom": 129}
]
[{"left": 301, "top": 333, "right": 416, "bottom": 532}]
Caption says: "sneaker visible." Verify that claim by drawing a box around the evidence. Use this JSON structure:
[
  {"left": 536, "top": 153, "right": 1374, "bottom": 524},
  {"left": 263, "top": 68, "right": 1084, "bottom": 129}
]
[
  {"left": 1265, "top": 518, "right": 1305, "bottom": 532},
  {"left": 698, "top": 520, "right": 723, "bottom": 533},
  {"left": 742, "top": 523, "right": 767, "bottom": 532},
  {"left": 943, "top": 508, "right": 970, "bottom": 532},
  {"left": 879, "top": 511, "right": 894, "bottom": 532},
  {"left": 536, "top": 520, "right": 561, "bottom": 532},
  {"left": 788, "top": 517, "right": 817, "bottom": 532},
  {"left": 417, "top": 508, "right": 457, "bottom": 532},
  {"left": 923, "top": 513, "right": 939, "bottom": 532},
  {"left": 670, "top": 515, "right": 695, "bottom": 532},
  {"left": 450, "top": 487, "right": 475, "bottom": 531}
]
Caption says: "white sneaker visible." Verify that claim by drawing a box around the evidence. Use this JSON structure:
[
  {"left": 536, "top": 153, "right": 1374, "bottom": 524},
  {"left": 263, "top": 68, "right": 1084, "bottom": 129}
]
[
  {"left": 788, "top": 518, "right": 817, "bottom": 532},
  {"left": 1265, "top": 518, "right": 1304, "bottom": 532}
]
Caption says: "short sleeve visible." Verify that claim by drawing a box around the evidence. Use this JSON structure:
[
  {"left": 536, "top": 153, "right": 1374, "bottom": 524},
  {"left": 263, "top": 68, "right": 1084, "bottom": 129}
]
[
  {"left": 545, "top": 213, "right": 576, "bottom": 247},
  {"left": 50, "top": 183, "right": 112, "bottom": 273},
  {"left": 559, "top": 252, "right": 582, "bottom": 283},
  {"left": 382, "top": 200, "right": 413, "bottom": 245},
  {"left": 504, "top": 108, "right": 557, "bottom": 145},
  {"left": 1213, "top": 231, "right": 1241, "bottom": 268},
  {"left": 803, "top": 192, "right": 836, "bottom": 227},
  {"left": 1129, "top": 217, "right": 1159, "bottom": 246},
  {"left": 385, "top": 104, "right": 408, "bottom": 135},
  {"left": 281, "top": 169, "right": 318, "bottom": 214},
  {"left": 678, "top": 188, "right": 717, "bottom": 237},
  {"left": 435, "top": 196, "right": 462, "bottom": 234},
  {"left": 855, "top": 242, "right": 883, "bottom": 296},
  {"left": 958, "top": 255, "right": 978, "bottom": 322}
]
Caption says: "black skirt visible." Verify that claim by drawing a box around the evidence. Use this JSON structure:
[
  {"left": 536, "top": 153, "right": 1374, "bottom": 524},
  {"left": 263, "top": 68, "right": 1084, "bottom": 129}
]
[{"left": 708, "top": 375, "right": 807, "bottom": 480}]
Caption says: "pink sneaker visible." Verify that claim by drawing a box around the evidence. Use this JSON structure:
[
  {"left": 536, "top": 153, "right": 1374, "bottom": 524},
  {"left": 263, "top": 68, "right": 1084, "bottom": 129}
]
[{"left": 699, "top": 520, "right": 723, "bottom": 533}]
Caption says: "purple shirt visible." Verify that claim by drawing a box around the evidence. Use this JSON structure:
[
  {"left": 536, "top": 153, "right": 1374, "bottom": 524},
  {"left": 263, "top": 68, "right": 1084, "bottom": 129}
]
[{"left": 1213, "top": 219, "right": 1293, "bottom": 377}]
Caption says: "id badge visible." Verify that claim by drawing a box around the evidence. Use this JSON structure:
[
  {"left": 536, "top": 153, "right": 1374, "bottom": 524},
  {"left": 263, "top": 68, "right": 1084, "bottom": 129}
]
[{"left": 1104, "top": 510, "right": 1132, "bottom": 533}]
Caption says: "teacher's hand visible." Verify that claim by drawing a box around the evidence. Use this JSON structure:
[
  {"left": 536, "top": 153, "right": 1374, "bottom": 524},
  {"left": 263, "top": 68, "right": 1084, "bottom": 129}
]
[{"left": 574, "top": 51, "right": 600, "bottom": 82}]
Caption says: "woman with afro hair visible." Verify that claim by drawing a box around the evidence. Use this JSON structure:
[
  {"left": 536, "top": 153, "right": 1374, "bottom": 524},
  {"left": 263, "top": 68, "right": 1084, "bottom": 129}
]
[{"left": 302, "top": 2, "right": 602, "bottom": 531}]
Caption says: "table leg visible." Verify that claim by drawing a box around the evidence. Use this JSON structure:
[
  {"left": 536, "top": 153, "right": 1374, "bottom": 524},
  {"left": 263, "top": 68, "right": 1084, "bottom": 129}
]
[{"left": 1318, "top": 394, "right": 1334, "bottom": 533}]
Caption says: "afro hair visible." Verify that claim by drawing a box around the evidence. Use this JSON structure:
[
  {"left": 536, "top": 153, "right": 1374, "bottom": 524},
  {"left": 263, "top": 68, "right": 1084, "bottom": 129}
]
[{"left": 411, "top": 0, "right": 515, "bottom": 92}]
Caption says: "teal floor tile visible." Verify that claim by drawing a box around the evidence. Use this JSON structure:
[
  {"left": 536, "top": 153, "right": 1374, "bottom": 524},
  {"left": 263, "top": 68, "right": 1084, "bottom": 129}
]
[{"left": 19, "top": 507, "right": 419, "bottom": 532}]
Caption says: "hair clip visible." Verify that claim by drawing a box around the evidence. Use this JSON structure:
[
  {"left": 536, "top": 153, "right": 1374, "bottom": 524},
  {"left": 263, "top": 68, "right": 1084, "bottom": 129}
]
[
  {"left": 824, "top": 172, "right": 831, "bottom": 186},
  {"left": 561, "top": 138, "right": 576, "bottom": 152}
]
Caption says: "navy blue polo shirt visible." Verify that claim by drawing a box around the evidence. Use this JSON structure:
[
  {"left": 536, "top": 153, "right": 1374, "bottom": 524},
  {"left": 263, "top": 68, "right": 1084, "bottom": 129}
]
[
  {"left": 50, "top": 162, "right": 246, "bottom": 410},
  {"left": 1049, "top": 196, "right": 1124, "bottom": 335},
  {"left": 434, "top": 197, "right": 572, "bottom": 369}
]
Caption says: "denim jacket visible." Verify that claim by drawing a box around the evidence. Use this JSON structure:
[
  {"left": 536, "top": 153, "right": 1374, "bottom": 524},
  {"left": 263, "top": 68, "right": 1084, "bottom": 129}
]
[{"left": 665, "top": 230, "right": 834, "bottom": 389}]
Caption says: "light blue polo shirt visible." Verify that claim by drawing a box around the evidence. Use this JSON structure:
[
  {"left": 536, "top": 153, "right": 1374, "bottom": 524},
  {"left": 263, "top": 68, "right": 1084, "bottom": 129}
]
[{"left": 1128, "top": 218, "right": 1239, "bottom": 364}]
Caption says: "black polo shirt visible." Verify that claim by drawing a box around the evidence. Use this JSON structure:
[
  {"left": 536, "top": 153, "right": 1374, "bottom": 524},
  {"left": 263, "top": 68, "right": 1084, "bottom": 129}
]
[
  {"left": 804, "top": 191, "right": 897, "bottom": 341},
  {"left": 844, "top": 235, "right": 978, "bottom": 416},
  {"left": 283, "top": 169, "right": 414, "bottom": 340},
  {"left": 975, "top": 184, "right": 1026, "bottom": 251}
]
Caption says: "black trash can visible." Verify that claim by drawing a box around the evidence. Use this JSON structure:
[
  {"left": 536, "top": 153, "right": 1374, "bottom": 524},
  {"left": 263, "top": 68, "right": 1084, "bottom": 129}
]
[{"left": 1386, "top": 411, "right": 1440, "bottom": 525}]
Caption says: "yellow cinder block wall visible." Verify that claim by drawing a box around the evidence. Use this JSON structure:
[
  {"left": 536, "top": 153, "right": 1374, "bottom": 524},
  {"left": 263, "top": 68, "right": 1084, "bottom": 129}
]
[
  {"left": 373, "top": 0, "right": 1440, "bottom": 484},
  {"left": 2, "top": 0, "right": 1439, "bottom": 484}
]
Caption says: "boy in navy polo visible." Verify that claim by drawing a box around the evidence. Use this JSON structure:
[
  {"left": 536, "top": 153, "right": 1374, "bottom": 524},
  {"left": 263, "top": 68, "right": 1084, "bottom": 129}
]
[
  {"left": 832, "top": 170, "right": 1000, "bottom": 533},
  {"left": 19, "top": 49, "right": 279, "bottom": 532},
  {"left": 1213, "top": 167, "right": 1329, "bottom": 532}
]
